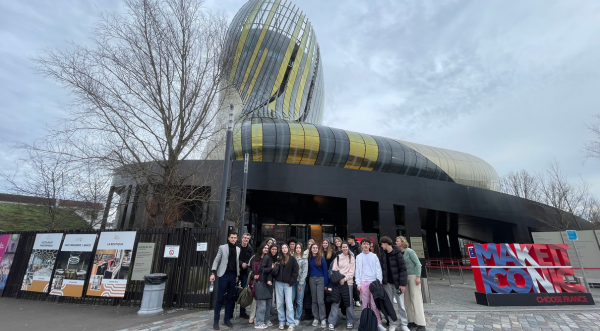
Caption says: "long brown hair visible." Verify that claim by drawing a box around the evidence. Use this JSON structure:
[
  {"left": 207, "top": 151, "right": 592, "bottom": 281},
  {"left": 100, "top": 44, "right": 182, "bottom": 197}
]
[
  {"left": 321, "top": 239, "right": 334, "bottom": 259},
  {"left": 294, "top": 242, "right": 304, "bottom": 259},
  {"left": 370, "top": 241, "right": 381, "bottom": 256},
  {"left": 310, "top": 243, "right": 323, "bottom": 266},
  {"left": 279, "top": 244, "right": 291, "bottom": 264}
]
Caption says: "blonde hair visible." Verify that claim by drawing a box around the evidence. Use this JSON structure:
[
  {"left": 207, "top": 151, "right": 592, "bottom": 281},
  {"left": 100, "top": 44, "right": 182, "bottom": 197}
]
[
  {"left": 397, "top": 236, "right": 409, "bottom": 249},
  {"left": 321, "top": 239, "right": 334, "bottom": 259}
]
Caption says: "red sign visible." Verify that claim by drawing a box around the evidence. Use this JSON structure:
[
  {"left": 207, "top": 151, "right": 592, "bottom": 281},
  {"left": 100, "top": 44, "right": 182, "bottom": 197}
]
[{"left": 467, "top": 243, "right": 585, "bottom": 294}]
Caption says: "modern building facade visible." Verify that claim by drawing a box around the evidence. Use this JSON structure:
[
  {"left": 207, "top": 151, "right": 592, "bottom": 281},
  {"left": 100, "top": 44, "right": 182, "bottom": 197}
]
[{"left": 111, "top": 0, "right": 593, "bottom": 260}]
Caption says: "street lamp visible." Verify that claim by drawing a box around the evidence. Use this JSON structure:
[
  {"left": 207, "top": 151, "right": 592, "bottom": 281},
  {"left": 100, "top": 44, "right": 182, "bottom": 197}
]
[{"left": 218, "top": 104, "right": 234, "bottom": 244}]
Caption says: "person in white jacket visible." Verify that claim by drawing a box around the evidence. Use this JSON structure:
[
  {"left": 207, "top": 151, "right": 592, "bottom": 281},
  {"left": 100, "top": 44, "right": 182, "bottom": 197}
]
[{"left": 356, "top": 238, "right": 386, "bottom": 331}]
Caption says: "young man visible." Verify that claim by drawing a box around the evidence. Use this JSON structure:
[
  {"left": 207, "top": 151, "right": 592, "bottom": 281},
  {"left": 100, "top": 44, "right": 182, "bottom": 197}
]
[
  {"left": 347, "top": 235, "right": 361, "bottom": 257},
  {"left": 238, "top": 233, "right": 254, "bottom": 319},
  {"left": 210, "top": 232, "right": 241, "bottom": 330},
  {"left": 355, "top": 238, "right": 386, "bottom": 331},
  {"left": 380, "top": 236, "right": 409, "bottom": 331}
]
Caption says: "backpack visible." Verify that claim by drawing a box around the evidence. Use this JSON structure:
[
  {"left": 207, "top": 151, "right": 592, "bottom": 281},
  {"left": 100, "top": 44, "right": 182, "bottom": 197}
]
[
  {"left": 237, "top": 272, "right": 253, "bottom": 308},
  {"left": 358, "top": 303, "right": 378, "bottom": 331}
]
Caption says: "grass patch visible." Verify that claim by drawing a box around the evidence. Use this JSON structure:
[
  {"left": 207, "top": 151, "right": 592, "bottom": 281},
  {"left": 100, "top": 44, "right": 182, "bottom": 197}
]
[{"left": 0, "top": 202, "right": 89, "bottom": 231}]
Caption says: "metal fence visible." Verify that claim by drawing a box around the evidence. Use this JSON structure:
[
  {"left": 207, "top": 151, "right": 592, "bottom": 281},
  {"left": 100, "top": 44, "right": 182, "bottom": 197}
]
[{"left": 1, "top": 227, "right": 219, "bottom": 309}]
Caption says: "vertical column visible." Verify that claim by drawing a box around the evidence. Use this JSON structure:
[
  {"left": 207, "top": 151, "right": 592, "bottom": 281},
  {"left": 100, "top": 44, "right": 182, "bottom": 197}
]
[
  {"left": 437, "top": 211, "right": 451, "bottom": 258},
  {"left": 448, "top": 213, "right": 461, "bottom": 258},
  {"left": 379, "top": 203, "right": 396, "bottom": 239},
  {"left": 100, "top": 186, "right": 115, "bottom": 230},
  {"left": 404, "top": 205, "right": 427, "bottom": 279},
  {"left": 425, "top": 210, "right": 440, "bottom": 258},
  {"left": 346, "top": 198, "right": 362, "bottom": 234}
]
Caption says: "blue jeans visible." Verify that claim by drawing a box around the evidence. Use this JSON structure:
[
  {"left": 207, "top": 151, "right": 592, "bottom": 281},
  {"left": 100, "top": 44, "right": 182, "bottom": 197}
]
[
  {"left": 275, "top": 281, "right": 295, "bottom": 327},
  {"left": 294, "top": 282, "right": 306, "bottom": 321},
  {"left": 239, "top": 273, "right": 248, "bottom": 315},
  {"left": 214, "top": 273, "right": 236, "bottom": 323}
]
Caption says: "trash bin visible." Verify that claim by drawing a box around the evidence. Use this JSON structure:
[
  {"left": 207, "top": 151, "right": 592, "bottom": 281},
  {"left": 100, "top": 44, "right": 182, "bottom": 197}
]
[{"left": 138, "top": 273, "right": 168, "bottom": 316}]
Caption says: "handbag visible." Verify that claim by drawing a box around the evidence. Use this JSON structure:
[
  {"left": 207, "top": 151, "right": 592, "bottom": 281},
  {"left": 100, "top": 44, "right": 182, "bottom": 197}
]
[
  {"left": 254, "top": 270, "right": 272, "bottom": 300},
  {"left": 237, "top": 272, "right": 254, "bottom": 308}
]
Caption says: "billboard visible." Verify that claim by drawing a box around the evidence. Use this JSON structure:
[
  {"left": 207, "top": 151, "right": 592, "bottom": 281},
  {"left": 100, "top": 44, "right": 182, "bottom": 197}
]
[
  {"left": 468, "top": 243, "right": 594, "bottom": 306},
  {"left": 22, "top": 233, "right": 64, "bottom": 292},
  {"left": 50, "top": 234, "right": 97, "bottom": 297},
  {"left": 87, "top": 231, "right": 136, "bottom": 297},
  {"left": 0, "top": 234, "right": 20, "bottom": 293}
]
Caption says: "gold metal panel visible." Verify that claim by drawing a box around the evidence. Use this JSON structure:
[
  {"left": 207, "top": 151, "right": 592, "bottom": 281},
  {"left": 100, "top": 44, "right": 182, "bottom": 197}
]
[
  {"left": 243, "top": 48, "right": 269, "bottom": 103},
  {"left": 294, "top": 34, "right": 315, "bottom": 119},
  {"left": 233, "top": 123, "right": 243, "bottom": 161},
  {"left": 229, "top": 0, "right": 264, "bottom": 83},
  {"left": 239, "top": 0, "right": 281, "bottom": 97},
  {"left": 283, "top": 21, "right": 311, "bottom": 119},
  {"left": 359, "top": 133, "right": 378, "bottom": 171},
  {"left": 269, "top": 13, "right": 305, "bottom": 115},
  {"left": 299, "top": 123, "right": 319, "bottom": 165},
  {"left": 286, "top": 121, "right": 305, "bottom": 164},
  {"left": 251, "top": 118, "right": 263, "bottom": 161},
  {"left": 344, "top": 131, "right": 366, "bottom": 170}
]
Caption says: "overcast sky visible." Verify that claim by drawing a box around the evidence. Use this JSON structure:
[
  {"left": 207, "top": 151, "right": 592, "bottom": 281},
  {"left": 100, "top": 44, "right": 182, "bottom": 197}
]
[{"left": 1, "top": 0, "right": 600, "bottom": 196}]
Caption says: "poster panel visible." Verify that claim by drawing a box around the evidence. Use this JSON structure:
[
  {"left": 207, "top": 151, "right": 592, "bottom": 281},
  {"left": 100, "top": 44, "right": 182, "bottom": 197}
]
[
  {"left": 49, "top": 234, "right": 97, "bottom": 297},
  {"left": 22, "top": 233, "right": 64, "bottom": 292},
  {"left": 87, "top": 231, "right": 136, "bottom": 297},
  {"left": 0, "top": 234, "right": 21, "bottom": 293},
  {"left": 131, "top": 243, "right": 155, "bottom": 281}
]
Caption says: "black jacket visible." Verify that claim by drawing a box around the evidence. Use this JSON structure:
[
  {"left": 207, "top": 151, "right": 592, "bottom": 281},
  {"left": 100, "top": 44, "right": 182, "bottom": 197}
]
[
  {"left": 348, "top": 243, "right": 361, "bottom": 257},
  {"left": 326, "top": 270, "right": 351, "bottom": 307},
  {"left": 259, "top": 254, "right": 276, "bottom": 283},
  {"left": 238, "top": 243, "right": 254, "bottom": 275},
  {"left": 369, "top": 280, "right": 397, "bottom": 322},
  {"left": 274, "top": 256, "right": 299, "bottom": 286},
  {"left": 380, "top": 246, "right": 408, "bottom": 288}
]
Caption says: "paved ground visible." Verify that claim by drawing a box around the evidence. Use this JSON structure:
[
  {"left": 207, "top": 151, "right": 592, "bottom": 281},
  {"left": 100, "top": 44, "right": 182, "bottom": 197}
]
[
  {"left": 0, "top": 298, "right": 190, "bottom": 331},
  {"left": 117, "top": 309, "right": 600, "bottom": 331}
]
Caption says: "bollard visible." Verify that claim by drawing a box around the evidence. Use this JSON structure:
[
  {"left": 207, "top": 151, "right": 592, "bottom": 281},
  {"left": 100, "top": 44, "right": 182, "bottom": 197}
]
[
  {"left": 421, "top": 278, "right": 431, "bottom": 303},
  {"left": 447, "top": 266, "right": 453, "bottom": 286},
  {"left": 138, "top": 273, "right": 168, "bottom": 316}
]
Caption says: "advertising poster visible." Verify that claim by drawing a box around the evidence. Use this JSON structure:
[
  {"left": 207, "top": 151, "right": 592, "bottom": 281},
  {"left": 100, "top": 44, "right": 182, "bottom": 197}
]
[
  {"left": 49, "top": 234, "right": 97, "bottom": 297},
  {"left": 0, "top": 234, "right": 21, "bottom": 292},
  {"left": 22, "top": 233, "right": 64, "bottom": 292},
  {"left": 131, "top": 243, "right": 155, "bottom": 281},
  {"left": 87, "top": 231, "right": 136, "bottom": 297}
]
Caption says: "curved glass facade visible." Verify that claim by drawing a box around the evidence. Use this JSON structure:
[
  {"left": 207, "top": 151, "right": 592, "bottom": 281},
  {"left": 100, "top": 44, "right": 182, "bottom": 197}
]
[
  {"left": 233, "top": 118, "right": 454, "bottom": 182},
  {"left": 225, "top": 0, "right": 324, "bottom": 124}
]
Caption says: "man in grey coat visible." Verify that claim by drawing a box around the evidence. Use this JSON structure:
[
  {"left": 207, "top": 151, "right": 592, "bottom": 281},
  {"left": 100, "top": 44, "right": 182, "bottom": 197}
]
[{"left": 210, "top": 232, "right": 241, "bottom": 330}]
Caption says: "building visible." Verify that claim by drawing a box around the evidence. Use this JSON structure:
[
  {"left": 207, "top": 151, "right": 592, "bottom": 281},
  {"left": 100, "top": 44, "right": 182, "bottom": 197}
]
[{"left": 110, "top": 0, "right": 592, "bottom": 259}]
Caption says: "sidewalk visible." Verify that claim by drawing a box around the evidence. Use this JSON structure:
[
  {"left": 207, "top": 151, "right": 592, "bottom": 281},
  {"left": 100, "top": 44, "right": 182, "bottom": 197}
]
[{"left": 118, "top": 308, "right": 600, "bottom": 331}]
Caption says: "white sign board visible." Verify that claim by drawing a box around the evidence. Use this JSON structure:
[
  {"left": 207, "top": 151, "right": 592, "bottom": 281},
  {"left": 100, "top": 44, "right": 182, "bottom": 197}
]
[
  {"left": 33, "top": 233, "right": 63, "bottom": 250},
  {"left": 164, "top": 245, "right": 180, "bottom": 258},
  {"left": 131, "top": 243, "right": 155, "bottom": 281},
  {"left": 196, "top": 242, "right": 208, "bottom": 251},
  {"left": 410, "top": 237, "right": 425, "bottom": 259},
  {"left": 61, "top": 234, "right": 96, "bottom": 252}
]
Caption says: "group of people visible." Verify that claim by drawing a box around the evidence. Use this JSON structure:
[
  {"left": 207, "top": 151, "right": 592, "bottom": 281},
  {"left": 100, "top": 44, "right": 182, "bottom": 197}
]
[{"left": 210, "top": 232, "right": 426, "bottom": 331}]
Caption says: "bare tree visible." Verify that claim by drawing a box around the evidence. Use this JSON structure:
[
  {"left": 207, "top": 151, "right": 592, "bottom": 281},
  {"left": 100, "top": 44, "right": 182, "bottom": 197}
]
[
  {"left": 0, "top": 144, "right": 83, "bottom": 230},
  {"left": 35, "top": 0, "right": 231, "bottom": 228},
  {"left": 533, "top": 160, "right": 591, "bottom": 230},
  {"left": 500, "top": 169, "right": 540, "bottom": 201},
  {"left": 586, "top": 114, "right": 600, "bottom": 159},
  {"left": 70, "top": 161, "right": 112, "bottom": 229}
]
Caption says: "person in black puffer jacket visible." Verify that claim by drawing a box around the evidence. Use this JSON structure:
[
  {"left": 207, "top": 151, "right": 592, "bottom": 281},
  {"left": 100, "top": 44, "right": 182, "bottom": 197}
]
[
  {"left": 274, "top": 244, "right": 299, "bottom": 330},
  {"left": 380, "top": 236, "right": 408, "bottom": 331},
  {"left": 256, "top": 245, "right": 278, "bottom": 328}
]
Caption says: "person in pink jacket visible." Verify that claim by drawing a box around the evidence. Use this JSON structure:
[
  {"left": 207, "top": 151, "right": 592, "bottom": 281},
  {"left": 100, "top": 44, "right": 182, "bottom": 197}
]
[{"left": 327, "top": 242, "right": 356, "bottom": 330}]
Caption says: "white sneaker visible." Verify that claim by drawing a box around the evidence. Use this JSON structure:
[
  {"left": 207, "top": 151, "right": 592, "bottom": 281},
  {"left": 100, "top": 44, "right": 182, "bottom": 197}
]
[
  {"left": 288, "top": 328, "right": 295, "bottom": 331},
  {"left": 329, "top": 323, "right": 335, "bottom": 330},
  {"left": 313, "top": 319, "right": 319, "bottom": 327},
  {"left": 295, "top": 320, "right": 300, "bottom": 326},
  {"left": 401, "top": 326, "right": 410, "bottom": 331},
  {"left": 355, "top": 301, "right": 361, "bottom": 307},
  {"left": 279, "top": 325, "right": 284, "bottom": 330},
  {"left": 285, "top": 323, "right": 290, "bottom": 327},
  {"left": 267, "top": 322, "right": 273, "bottom": 327},
  {"left": 389, "top": 326, "right": 396, "bottom": 331},
  {"left": 347, "top": 323, "right": 353, "bottom": 329},
  {"left": 321, "top": 320, "right": 327, "bottom": 328},
  {"left": 377, "top": 325, "right": 386, "bottom": 331},
  {"left": 255, "top": 325, "right": 267, "bottom": 329}
]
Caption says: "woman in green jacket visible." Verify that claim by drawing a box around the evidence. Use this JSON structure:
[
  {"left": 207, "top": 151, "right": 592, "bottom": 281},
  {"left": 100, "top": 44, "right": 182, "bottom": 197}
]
[{"left": 396, "top": 236, "right": 426, "bottom": 331}]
